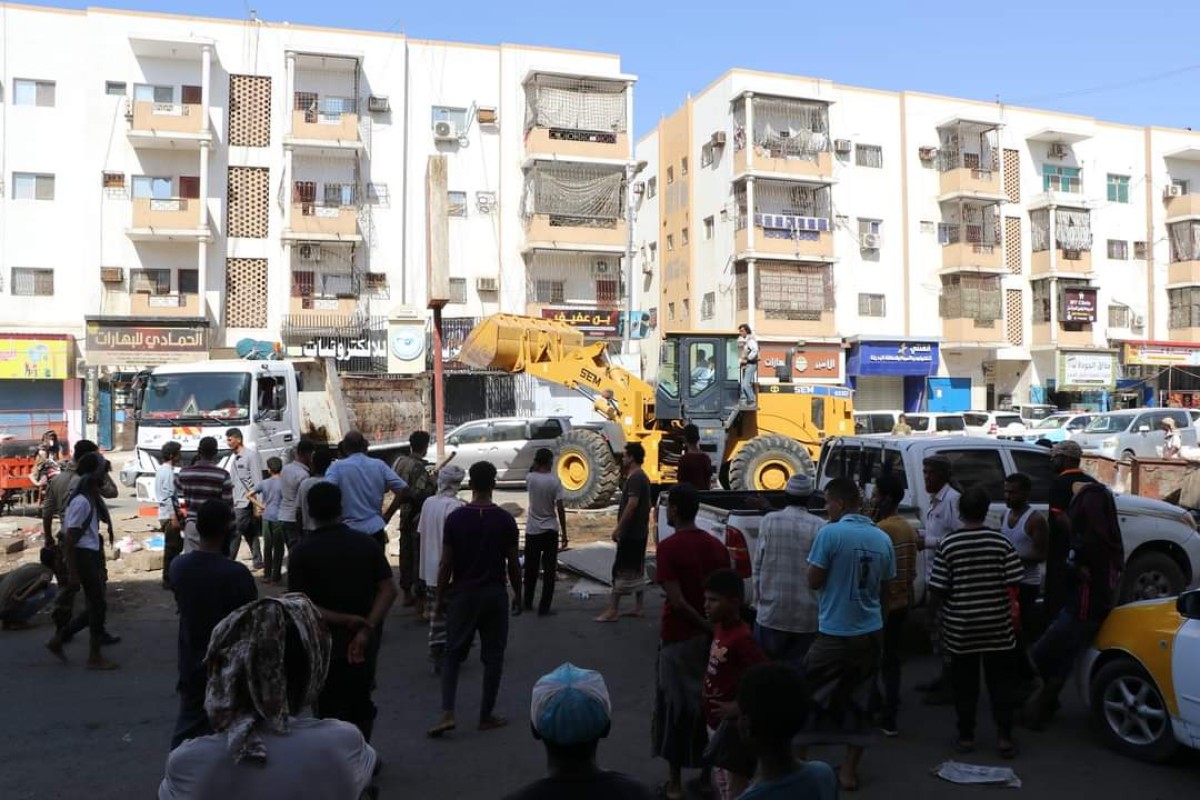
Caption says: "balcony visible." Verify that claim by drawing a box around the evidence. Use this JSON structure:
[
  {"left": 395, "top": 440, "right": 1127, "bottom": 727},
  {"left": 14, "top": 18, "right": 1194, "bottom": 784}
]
[
  {"left": 1166, "top": 193, "right": 1200, "bottom": 222},
  {"left": 1031, "top": 323, "right": 1096, "bottom": 348},
  {"left": 130, "top": 291, "right": 202, "bottom": 317},
  {"left": 289, "top": 295, "right": 359, "bottom": 315},
  {"left": 942, "top": 241, "right": 1002, "bottom": 272},
  {"left": 127, "top": 101, "right": 210, "bottom": 149},
  {"left": 738, "top": 309, "right": 836, "bottom": 339},
  {"left": 284, "top": 204, "right": 361, "bottom": 242},
  {"left": 939, "top": 167, "right": 1003, "bottom": 202},
  {"left": 936, "top": 119, "right": 1003, "bottom": 202},
  {"left": 734, "top": 148, "right": 833, "bottom": 181},
  {"left": 288, "top": 108, "right": 361, "bottom": 149},
  {"left": 940, "top": 218, "right": 1002, "bottom": 272},
  {"left": 126, "top": 198, "right": 209, "bottom": 242},
  {"left": 735, "top": 221, "right": 833, "bottom": 259},
  {"left": 524, "top": 214, "right": 627, "bottom": 251},
  {"left": 523, "top": 163, "right": 627, "bottom": 251},
  {"left": 735, "top": 262, "right": 836, "bottom": 338},
  {"left": 1031, "top": 248, "right": 1093, "bottom": 276},
  {"left": 942, "top": 317, "right": 1006, "bottom": 345},
  {"left": 1169, "top": 260, "right": 1200, "bottom": 286},
  {"left": 733, "top": 95, "right": 833, "bottom": 181},
  {"left": 524, "top": 71, "right": 632, "bottom": 162}
]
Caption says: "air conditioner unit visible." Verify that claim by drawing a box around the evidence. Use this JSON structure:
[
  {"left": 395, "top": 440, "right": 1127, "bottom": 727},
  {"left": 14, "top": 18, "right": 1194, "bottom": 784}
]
[
  {"left": 476, "top": 106, "right": 499, "bottom": 125},
  {"left": 100, "top": 267, "right": 124, "bottom": 284},
  {"left": 594, "top": 260, "right": 612, "bottom": 276},
  {"left": 633, "top": 181, "right": 645, "bottom": 195},
  {"left": 834, "top": 139, "right": 853, "bottom": 154},
  {"left": 475, "top": 191, "right": 496, "bottom": 212},
  {"left": 476, "top": 276, "right": 499, "bottom": 292},
  {"left": 433, "top": 120, "right": 460, "bottom": 141},
  {"left": 367, "top": 95, "right": 390, "bottom": 113},
  {"left": 1165, "top": 184, "right": 1185, "bottom": 198},
  {"left": 1132, "top": 314, "right": 1146, "bottom": 330},
  {"left": 1048, "top": 143, "right": 1069, "bottom": 159},
  {"left": 860, "top": 233, "right": 882, "bottom": 249},
  {"left": 710, "top": 131, "right": 727, "bottom": 147},
  {"left": 918, "top": 146, "right": 938, "bottom": 161},
  {"left": 298, "top": 243, "right": 322, "bottom": 262}
]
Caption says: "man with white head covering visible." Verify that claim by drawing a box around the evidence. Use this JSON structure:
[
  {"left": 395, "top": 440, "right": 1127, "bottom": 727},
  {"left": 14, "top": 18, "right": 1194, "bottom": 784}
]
[
  {"left": 751, "top": 473, "right": 823, "bottom": 672},
  {"left": 419, "top": 464, "right": 466, "bottom": 673},
  {"left": 501, "top": 663, "right": 654, "bottom": 800}
]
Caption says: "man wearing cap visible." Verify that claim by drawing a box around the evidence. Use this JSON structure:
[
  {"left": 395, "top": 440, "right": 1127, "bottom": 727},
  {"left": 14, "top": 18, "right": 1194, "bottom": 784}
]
[
  {"left": 1162, "top": 417, "right": 1183, "bottom": 459},
  {"left": 751, "top": 473, "right": 822, "bottom": 671},
  {"left": 916, "top": 454, "right": 960, "bottom": 702},
  {"left": 1044, "top": 440, "right": 1095, "bottom": 622},
  {"left": 502, "top": 663, "right": 654, "bottom": 800}
]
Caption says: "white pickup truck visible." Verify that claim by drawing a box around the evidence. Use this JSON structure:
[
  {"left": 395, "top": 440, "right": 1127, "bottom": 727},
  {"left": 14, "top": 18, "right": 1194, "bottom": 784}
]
[{"left": 657, "top": 436, "right": 1200, "bottom": 606}]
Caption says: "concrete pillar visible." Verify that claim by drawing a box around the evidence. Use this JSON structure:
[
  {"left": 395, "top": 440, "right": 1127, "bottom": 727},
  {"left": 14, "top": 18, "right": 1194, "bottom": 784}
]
[
  {"left": 283, "top": 146, "right": 293, "bottom": 231},
  {"left": 285, "top": 51, "right": 296, "bottom": 137},
  {"left": 746, "top": 175, "right": 756, "bottom": 252},
  {"left": 744, "top": 92, "right": 754, "bottom": 170},
  {"left": 747, "top": 257, "right": 757, "bottom": 325},
  {"left": 1048, "top": 205, "right": 1058, "bottom": 347},
  {"left": 200, "top": 44, "right": 212, "bottom": 134}
]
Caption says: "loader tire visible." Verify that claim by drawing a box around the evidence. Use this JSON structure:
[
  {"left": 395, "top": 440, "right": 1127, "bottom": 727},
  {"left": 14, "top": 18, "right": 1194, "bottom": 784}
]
[
  {"left": 727, "top": 435, "right": 814, "bottom": 492},
  {"left": 556, "top": 429, "right": 620, "bottom": 509}
]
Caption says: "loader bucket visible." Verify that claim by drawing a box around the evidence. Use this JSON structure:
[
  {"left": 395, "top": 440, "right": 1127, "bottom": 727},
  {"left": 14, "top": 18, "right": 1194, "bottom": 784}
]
[{"left": 457, "top": 313, "right": 587, "bottom": 371}]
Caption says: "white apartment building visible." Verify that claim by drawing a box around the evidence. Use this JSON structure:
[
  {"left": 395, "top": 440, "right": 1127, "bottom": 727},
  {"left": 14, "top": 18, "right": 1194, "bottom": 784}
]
[
  {"left": 0, "top": 4, "right": 634, "bottom": 442},
  {"left": 636, "top": 69, "right": 1200, "bottom": 413}
]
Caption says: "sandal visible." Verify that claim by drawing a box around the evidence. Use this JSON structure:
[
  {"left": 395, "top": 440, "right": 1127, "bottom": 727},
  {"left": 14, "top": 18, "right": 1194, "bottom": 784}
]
[
  {"left": 478, "top": 715, "right": 508, "bottom": 731},
  {"left": 426, "top": 718, "right": 456, "bottom": 738},
  {"left": 954, "top": 738, "right": 975, "bottom": 754},
  {"left": 998, "top": 739, "right": 1019, "bottom": 759}
]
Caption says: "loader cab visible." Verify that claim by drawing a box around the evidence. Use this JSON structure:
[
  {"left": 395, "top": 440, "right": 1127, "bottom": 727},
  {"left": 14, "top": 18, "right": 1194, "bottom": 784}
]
[{"left": 656, "top": 333, "right": 742, "bottom": 422}]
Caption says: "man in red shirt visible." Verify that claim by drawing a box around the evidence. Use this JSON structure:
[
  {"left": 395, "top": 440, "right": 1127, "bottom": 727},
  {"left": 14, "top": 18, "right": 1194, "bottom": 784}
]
[
  {"left": 652, "top": 484, "right": 731, "bottom": 800},
  {"left": 676, "top": 424, "right": 712, "bottom": 490}
]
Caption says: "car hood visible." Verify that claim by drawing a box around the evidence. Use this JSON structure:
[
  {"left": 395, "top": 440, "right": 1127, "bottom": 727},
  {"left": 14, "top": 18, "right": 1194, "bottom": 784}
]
[
  {"left": 1115, "top": 493, "right": 1196, "bottom": 537},
  {"left": 1074, "top": 430, "right": 1123, "bottom": 447}
]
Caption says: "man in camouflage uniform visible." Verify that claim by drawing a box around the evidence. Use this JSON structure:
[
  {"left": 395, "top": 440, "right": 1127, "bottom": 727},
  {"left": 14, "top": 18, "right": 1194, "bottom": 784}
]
[{"left": 393, "top": 431, "right": 438, "bottom": 615}]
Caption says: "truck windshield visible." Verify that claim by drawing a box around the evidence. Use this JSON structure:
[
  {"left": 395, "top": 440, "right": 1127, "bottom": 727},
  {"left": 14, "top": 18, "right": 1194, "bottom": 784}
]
[{"left": 141, "top": 373, "right": 252, "bottom": 422}]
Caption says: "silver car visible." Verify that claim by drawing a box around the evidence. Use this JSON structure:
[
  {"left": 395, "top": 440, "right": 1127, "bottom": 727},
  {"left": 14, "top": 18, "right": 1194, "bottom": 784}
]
[
  {"left": 1073, "top": 409, "right": 1197, "bottom": 459},
  {"left": 442, "top": 416, "right": 568, "bottom": 482}
]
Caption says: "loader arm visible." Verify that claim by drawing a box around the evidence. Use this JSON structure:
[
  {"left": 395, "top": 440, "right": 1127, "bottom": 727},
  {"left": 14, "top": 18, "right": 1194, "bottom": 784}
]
[{"left": 458, "top": 314, "right": 656, "bottom": 433}]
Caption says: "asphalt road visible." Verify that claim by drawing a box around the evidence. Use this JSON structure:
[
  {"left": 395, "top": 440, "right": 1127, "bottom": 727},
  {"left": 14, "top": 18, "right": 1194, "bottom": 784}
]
[{"left": 1, "top": 494, "right": 1197, "bottom": 798}]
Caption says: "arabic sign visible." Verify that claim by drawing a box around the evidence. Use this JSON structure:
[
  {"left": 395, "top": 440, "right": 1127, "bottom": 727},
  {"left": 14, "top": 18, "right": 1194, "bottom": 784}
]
[
  {"left": 1124, "top": 342, "right": 1200, "bottom": 366},
  {"left": 539, "top": 308, "right": 652, "bottom": 340},
  {"left": 1059, "top": 351, "right": 1115, "bottom": 389},
  {"left": 297, "top": 336, "right": 386, "bottom": 363},
  {"left": 1062, "top": 288, "right": 1098, "bottom": 323},
  {"left": 282, "top": 316, "right": 388, "bottom": 373},
  {"left": 85, "top": 322, "right": 208, "bottom": 364},
  {"left": 757, "top": 343, "right": 843, "bottom": 381},
  {"left": 847, "top": 341, "right": 939, "bottom": 377},
  {"left": 0, "top": 336, "right": 71, "bottom": 380}
]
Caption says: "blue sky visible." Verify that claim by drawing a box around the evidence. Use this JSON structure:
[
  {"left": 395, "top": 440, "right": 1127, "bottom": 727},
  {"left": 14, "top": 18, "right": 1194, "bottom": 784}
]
[{"left": 28, "top": 0, "right": 1200, "bottom": 137}]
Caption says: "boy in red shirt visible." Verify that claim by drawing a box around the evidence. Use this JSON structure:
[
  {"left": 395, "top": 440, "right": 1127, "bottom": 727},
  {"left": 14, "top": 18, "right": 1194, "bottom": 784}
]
[{"left": 703, "top": 568, "right": 767, "bottom": 799}]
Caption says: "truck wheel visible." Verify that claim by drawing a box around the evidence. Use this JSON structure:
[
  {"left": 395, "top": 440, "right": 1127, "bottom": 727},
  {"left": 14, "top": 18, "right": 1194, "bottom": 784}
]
[
  {"left": 555, "top": 429, "right": 620, "bottom": 509},
  {"left": 728, "top": 435, "right": 814, "bottom": 492},
  {"left": 1120, "top": 551, "right": 1186, "bottom": 603},
  {"left": 1089, "top": 657, "right": 1179, "bottom": 763}
]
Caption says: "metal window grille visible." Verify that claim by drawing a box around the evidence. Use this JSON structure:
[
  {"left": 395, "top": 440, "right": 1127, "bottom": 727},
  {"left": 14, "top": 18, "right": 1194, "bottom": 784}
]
[
  {"left": 701, "top": 292, "right": 715, "bottom": 320},
  {"left": 855, "top": 144, "right": 883, "bottom": 168},
  {"left": 11, "top": 268, "right": 54, "bottom": 296},
  {"left": 131, "top": 269, "right": 171, "bottom": 294},
  {"left": 1108, "top": 305, "right": 1131, "bottom": 328},
  {"left": 858, "top": 293, "right": 886, "bottom": 317},
  {"left": 449, "top": 278, "right": 467, "bottom": 304},
  {"left": 1107, "top": 240, "right": 1129, "bottom": 260}
]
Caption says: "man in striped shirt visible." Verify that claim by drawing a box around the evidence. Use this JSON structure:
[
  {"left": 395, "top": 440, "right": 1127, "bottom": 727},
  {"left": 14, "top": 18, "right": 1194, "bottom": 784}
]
[
  {"left": 175, "top": 437, "right": 234, "bottom": 553},
  {"left": 929, "top": 485, "right": 1024, "bottom": 758}
]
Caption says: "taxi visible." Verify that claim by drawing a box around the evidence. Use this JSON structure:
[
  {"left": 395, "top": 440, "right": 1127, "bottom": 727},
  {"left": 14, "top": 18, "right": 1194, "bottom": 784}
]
[{"left": 1081, "top": 589, "right": 1200, "bottom": 761}]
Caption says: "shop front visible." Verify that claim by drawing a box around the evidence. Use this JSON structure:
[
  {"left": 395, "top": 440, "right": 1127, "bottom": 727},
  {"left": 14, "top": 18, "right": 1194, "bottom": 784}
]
[
  {"left": 0, "top": 333, "right": 79, "bottom": 446},
  {"left": 84, "top": 318, "right": 210, "bottom": 449},
  {"left": 756, "top": 341, "right": 844, "bottom": 385},
  {"left": 1120, "top": 340, "right": 1200, "bottom": 408},
  {"left": 846, "top": 339, "right": 940, "bottom": 412},
  {"left": 1050, "top": 350, "right": 1117, "bottom": 411}
]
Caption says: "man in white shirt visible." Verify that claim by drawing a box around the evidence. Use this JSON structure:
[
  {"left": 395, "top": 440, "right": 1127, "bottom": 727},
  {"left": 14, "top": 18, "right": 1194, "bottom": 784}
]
[
  {"left": 737, "top": 324, "right": 759, "bottom": 407},
  {"left": 752, "top": 473, "right": 823, "bottom": 671},
  {"left": 224, "top": 428, "right": 264, "bottom": 568},
  {"left": 157, "top": 441, "right": 184, "bottom": 589},
  {"left": 524, "top": 448, "right": 568, "bottom": 616},
  {"left": 918, "top": 453, "right": 960, "bottom": 701},
  {"left": 278, "top": 440, "right": 315, "bottom": 549}
]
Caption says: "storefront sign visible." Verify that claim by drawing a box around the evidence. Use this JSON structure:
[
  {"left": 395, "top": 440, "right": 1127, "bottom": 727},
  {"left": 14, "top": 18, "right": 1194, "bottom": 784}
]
[
  {"left": 1062, "top": 288, "right": 1098, "bottom": 323},
  {"left": 85, "top": 365, "right": 99, "bottom": 424},
  {"left": 539, "top": 308, "right": 651, "bottom": 340},
  {"left": 758, "top": 343, "right": 843, "bottom": 381},
  {"left": 1124, "top": 341, "right": 1200, "bottom": 367},
  {"left": 282, "top": 316, "right": 387, "bottom": 373},
  {"left": 388, "top": 322, "right": 426, "bottom": 375},
  {"left": 0, "top": 336, "right": 71, "bottom": 380},
  {"left": 85, "top": 321, "right": 208, "bottom": 364},
  {"left": 1059, "top": 351, "right": 1116, "bottom": 389},
  {"left": 847, "top": 341, "right": 939, "bottom": 377}
]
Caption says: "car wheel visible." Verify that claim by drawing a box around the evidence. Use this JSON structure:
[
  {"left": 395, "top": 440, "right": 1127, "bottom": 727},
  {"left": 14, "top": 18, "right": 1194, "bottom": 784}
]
[
  {"left": 1120, "top": 550, "right": 1186, "bottom": 603},
  {"left": 1121, "top": 449, "right": 1137, "bottom": 461},
  {"left": 1090, "top": 657, "right": 1178, "bottom": 763}
]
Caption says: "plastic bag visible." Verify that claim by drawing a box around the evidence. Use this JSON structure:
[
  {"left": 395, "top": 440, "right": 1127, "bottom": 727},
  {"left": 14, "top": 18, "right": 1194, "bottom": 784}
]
[
  {"left": 933, "top": 761, "right": 1021, "bottom": 788},
  {"left": 115, "top": 536, "right": 143, "bottom": 554}
]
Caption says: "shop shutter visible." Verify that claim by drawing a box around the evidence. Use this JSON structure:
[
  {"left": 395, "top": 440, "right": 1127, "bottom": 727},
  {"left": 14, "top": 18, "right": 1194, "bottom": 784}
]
[{"left": 853, "top": 376, "right": 904, "bottom": 411}]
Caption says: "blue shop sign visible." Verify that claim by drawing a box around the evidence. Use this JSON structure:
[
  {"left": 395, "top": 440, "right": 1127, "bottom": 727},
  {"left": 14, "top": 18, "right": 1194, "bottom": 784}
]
[{"left": 848, "top": 341, "right": 939, "bottom": 377}]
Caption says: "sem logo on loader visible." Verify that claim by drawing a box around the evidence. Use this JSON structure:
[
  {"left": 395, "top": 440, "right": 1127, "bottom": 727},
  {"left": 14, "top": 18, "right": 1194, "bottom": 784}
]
[{"left": 580, "top": 368, "right": 603, "bottom": 387}]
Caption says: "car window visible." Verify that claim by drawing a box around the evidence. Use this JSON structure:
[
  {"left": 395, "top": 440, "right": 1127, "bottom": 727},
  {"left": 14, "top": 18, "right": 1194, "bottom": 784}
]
[
  {"left": 725, "top": 339, "right": 741, "bottom": 382},
  {"left": 1011, "top": 449, "right": 1054, "bottom": 504},
  {"left": 1025, "top": 406, "right": 1054, "bottom": 421},
  {"left": 688, "top": 343, "right": 716, "bottom": 397},
  {"left": 1066, "top": 415, "right": 1091, "bottom": 431},
  {"left": 908, "top": 415, "right": 931, "bottom": 432},
  {"left": 1086, "top": 414, "right": 1134, "bottom": 433},
  {"left": 938, "top": 448, "right": 1007, "bottom": 501},
  {"left": 936, "top": 416, "right": 965, "bottom": 432},
  {"left": 658, "top": 340, "right": 679, "bottom": 399},
  {"left": 491, "top": 421, "right": 528, "bottom": 442},
  {"left": 1166, "top": 410, "right": 1190, "bottom": 428},
  {"left": 995, "top": 415, "right": 1023, "bottom": 428},
  {"left": 529, "top": 419, "right": 563, "bottom": 439},
  {"left": 963, "top": 413, "right": 988, "bottom": 427},
  {"left": 1035, "top": 417, "right": 1066, "bottom": 430},
  {"left": 453, "top": 424, "right": 489, "bottom": 445},
  {"left": 870, "top": 414, "right": 894, "bottom": 433}
]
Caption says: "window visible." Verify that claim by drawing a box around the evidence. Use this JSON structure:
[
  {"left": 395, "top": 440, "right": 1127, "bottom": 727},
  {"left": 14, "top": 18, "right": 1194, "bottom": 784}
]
[
  {"left": 596, "top": 279, "right": 619, "bottom": 306},
  {"left": 682, "top": 298, "right": 690, "bottom": 318},
  {"left": 132, "top": 175, "right": 172, "bottom": 200},
  {"left": 689, "top": 343, "right": 716, "bottom": 396},
  {"left": 681, "top": 157, "right": 689, "bottom": 176},
  {"left": 701, "top": 292, "right": 715, "bottom": 320},
  {"left": 14, "top": 79, "right": 55, "bottom": 107},
  {"left": 855, "top": 144, "right": 883, "bottom": 168},
  {"left": 105, "top": 81, "right": 126, "bottom": 96},
  {"left": 858, "top": 218, "right": 882, "bottom": 236},
  {"left": 179, "top": 269, "right": 199, "bottom": 295},
  {"left": 432, "top": 106, "right": 469, "bottom": 128},
  {"left": 134, "top": 84, "right": 175, "bottom": 103},
  {"left": 666, "top": 166, "right": 675, "bottom": 185},
  {"left": 131, "top": 269, "right": 171, "bottom": 295},
  {"left": 667, "top": 302, "right": 675, "bottom": 321},
  {"left": 530, "top": 419, "right": 564, "bottom": 439},
  {"left": 1011, "top": 450, "right": 1054, "bottom": 504},
  {"left": 1032, "top": 279, "right": 1052, "bottom": 322},
  {"left": 447, "top": 191, "right": 467, "bottom": 218},
  {"left": 102, "top": 172, "right": 125, "bottom": 189},
  {"left": 1134, "top": 241, "right": 1148, "bottom": 259},
  {"left": 1107, "top": 174, "right": 1130, "bottom": 203},
  {"left": 648, "top": 242, "right": 657, "bottom": 261},
  {"left": 11, "top": 268, "right": 54, "bottom": 297},
  {"left": 681, "top": 227, "right": 689, "bottom": 245},
  {"left": 451, "top": 423, "right": 489, "bottom": 445},
  {"left": 703, "top": 216, "right": 714, "bottom": 240},
  {"left": 858, "top": 293, "right": 886, "bottom": 317},
  {"left": 1107, "top": 239, "right": 1129, "bottom": 260},
  {"left": 700, "top": 143, "right": 714, "bottom": 167},
  {"left": 938, "top": 448, "right": 1007, "bottom": 501},
  {"left": 1108, "top": 305, "right": 1131, "bottom": 328},
  {"left": 12, "top": 173, "right": 55, "bottom": 200},
  {"left": 534, "top": 280, "right": 565, "bottom": 304},
  {"left": 1169, "top": 286, "right": 1200, "bottom": 329},
  {"left": 666, "top": 234, "right": 675, "bottom": 251},
  {"left": 323, "top": 183, "right": 354, "bottom": 207},
  {"left": 490, "top": 421, "right": 528, "bottom": 442},
  {"left": 364, "top": 273, "right": 389, "bottom": 298},
  {"left": 1043, "top": 165, "right": 1081, "bottom": 193},
  {"left": 646, "top": 177, "right": 657, "bottom": 198},
  {"left": 448, "top": 277, "right": 467, "bottom": 304}
]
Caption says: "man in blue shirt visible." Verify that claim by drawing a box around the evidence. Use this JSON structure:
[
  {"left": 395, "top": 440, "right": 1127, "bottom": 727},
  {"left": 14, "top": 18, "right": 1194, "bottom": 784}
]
[
  {"left": 326, "top": 431, "right": 409, "bottom": 550},
  {"left": 803, "top": 478, "right": 895, "bottom": 792}
]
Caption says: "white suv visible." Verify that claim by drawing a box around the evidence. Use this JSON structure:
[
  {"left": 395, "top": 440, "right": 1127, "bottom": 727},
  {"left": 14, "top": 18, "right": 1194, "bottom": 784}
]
[
  {"left": 963, "top": 410, "right": 1027, "bottom": 437},
  {"left": 904, "top": 412, "right": 967, "bottom": 436}
]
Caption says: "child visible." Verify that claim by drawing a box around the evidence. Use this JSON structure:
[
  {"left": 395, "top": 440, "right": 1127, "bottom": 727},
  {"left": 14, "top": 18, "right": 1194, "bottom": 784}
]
[
  {"left": 297, "top": 449, "right": 334, "bottom": 536},
  {"left": 737, "top": 663, "right": 838, "bottom": 799},
  {"left": 702, "top": 568, "right": 767, "bottom": 800},
  {"left": 255, "top": 457, "right": 285, "bottom": 584}
]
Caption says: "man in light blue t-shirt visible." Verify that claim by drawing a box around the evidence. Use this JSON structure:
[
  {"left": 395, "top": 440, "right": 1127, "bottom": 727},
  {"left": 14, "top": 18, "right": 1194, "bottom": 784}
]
[{"left": 802, "top": 477, "right": 895, "bottom": 793}]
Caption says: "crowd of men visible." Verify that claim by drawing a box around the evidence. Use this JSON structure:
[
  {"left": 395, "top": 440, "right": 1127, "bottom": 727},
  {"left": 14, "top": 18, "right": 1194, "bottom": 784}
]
[{"left": 0, "top": 420, "right": 1128, "bottom": 799}]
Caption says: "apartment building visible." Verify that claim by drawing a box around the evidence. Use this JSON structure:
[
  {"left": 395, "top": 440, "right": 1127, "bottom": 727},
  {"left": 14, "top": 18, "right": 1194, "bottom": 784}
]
[
  {"left": 636, "top": 69, "right": 1200, "bottom": 412},
  {"left": 0, "top": 4, "right": 634, "bottom": 442}
]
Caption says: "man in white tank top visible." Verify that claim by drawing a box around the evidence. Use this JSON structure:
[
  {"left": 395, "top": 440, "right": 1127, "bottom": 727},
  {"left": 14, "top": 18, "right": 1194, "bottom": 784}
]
[{"left": 1002, "top": 473, "right": 1049, "bottom": 694}]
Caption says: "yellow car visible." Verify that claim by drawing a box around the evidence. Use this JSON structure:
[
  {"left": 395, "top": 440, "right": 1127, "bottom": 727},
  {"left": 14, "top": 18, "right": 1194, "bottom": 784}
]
[{"left": 1081, "top": 589, "right": 1200, "bottom": 761}]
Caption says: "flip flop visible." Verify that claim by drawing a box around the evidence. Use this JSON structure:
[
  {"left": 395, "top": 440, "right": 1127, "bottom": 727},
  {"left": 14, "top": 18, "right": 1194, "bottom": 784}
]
[
  {"left": 593, "top": 614, "right": 619, "bottom": 623},
  {"left": 835, "top": 767, "right": 859, "bottom": 793},
  {"left": 954, "top": 738, "right": 976, "bottom": 754},
  {"left": 426, "top": 719, "right": 456, "bottom": 738},
  {"left": 478, "top": 715, "right": 508, "bottom": 731},
  {"left": 998, "top": 740, "right": 1019, "bottom": 759}
]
